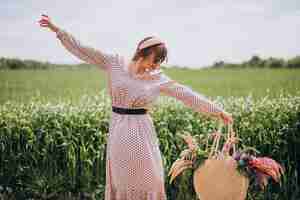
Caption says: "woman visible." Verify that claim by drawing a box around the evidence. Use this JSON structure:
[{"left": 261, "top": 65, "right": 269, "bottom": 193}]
[{"left": 39, "top": 14, "right": 233, "bottom": 200}]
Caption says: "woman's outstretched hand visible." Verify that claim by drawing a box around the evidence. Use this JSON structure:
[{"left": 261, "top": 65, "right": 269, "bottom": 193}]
[
  {"left": 38, "top": 14, "right": 59, "bottom": 33},
  {"left": 219, "top": 111, "right": 233, "bottom": 125}
]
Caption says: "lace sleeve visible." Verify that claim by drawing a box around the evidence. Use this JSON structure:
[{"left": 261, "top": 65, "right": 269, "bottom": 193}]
[
  {"left": 158, "top": 73, "right": 224, "bottom": 118},
  {"left": 56, "top": 28, "right": 121, "bottom": 71}
]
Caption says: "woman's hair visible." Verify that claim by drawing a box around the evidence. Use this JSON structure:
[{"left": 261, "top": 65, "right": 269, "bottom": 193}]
[{"left": 132, "top": 36, "right": 168, "bottom": 64}]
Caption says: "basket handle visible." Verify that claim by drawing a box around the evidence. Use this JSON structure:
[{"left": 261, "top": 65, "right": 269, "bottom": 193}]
[
  {"left": 208, "top": 122, "right": 223, "bottom": 158},
  {"left": 208, "top": 122, "right": 238, "bottom": 158},
  {"left": 222, "top": 123, "right": 238, "bottom": 156}
]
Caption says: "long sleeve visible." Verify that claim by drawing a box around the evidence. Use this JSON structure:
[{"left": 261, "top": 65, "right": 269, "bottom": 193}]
[
  {"left": 158, "top": 73, "right": 224, "bottom": 118},
  {"left": 56, "top": 28, "right": 121, "bottom": 71}
]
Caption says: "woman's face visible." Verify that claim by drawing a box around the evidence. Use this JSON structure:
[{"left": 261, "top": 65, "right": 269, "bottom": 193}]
[{"left": 138, "top": 52, "right": 161, "bottom": 71}]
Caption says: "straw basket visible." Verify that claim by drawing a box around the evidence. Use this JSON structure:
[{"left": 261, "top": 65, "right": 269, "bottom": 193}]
[{"left": 193, "top": 124, "right": 249, "bottom": 200}]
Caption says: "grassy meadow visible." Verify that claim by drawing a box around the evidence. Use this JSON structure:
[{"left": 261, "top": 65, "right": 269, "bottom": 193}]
[
  {"left": 1, "top": 66, "right": 300, "bottom": 199},
  {"left": 0, "top": 67, "right": 299, "bottom": 104}
]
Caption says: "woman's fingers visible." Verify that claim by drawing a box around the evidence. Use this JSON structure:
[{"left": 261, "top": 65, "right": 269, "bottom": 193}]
[
  {"left": 227, "top": 116, "right": 233, "bottom": 124},
  {"left": 38, "top": 14, "right": 58, "bottom": 32},
  {"left": 220, "top": 112, "right": 233, "bottom": 125},
  {"left": 39, "top": 24, "right": 48, "bottom": 27},
  {"left": 41, "top": 14, "right": 49, "bottom": 18},
  {"left": 225, "top": 114, "right": 233, "bottom": 124},
  {"left": 38, "top": 20, "right": 49, "bottom": 27},
  {"left": 38, "top": 14, "right": 52, "bottom": 28},
  {"left": 39, "top": 20, "right": 49, "bottom": 25},
  {"left": 39, "top": 14, "right": 50, "bottom": 22},
  {"left": 39, "top": 18, "right": 49, "bottom": 23},
  {"left": 38, "top": 19, "right": 47, "bottom": 23},
  {"left": 41, "top": 14, "right": 50, "bottom": 22}
]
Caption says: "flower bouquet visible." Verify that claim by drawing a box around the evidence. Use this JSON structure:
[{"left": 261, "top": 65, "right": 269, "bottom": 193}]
[{"left": 168, "top": 123, "right": 284, "bottom": 200}]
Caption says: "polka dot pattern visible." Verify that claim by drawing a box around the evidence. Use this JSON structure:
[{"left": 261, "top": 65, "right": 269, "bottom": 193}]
[{"left": 56, "top": 29, "right": 225, "bottom": 199}]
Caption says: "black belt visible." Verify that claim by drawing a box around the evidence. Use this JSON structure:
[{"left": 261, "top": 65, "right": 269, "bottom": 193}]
[{"left": 112, "top": 106, "right": 148, "bottom": 115}]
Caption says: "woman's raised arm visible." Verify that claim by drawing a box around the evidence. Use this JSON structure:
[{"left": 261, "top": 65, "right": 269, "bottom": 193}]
[{"left": 38, "top": 14, "right": 120, "bottom": 71}]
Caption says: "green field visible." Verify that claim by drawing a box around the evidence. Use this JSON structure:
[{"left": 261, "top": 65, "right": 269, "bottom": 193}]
[{"left": 0, "top": 68, "right": 299, "bottom": 104}]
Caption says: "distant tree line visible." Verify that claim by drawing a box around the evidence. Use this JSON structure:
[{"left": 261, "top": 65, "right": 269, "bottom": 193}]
[
  {"left": 211, "top": 55, "right": 300, "bottom": 69},
  {"left": 0, "top": 57, "right": 96, "bottom": 70},
  {"left": 1, "top": 55, "right": 300, "bottom": 70}
]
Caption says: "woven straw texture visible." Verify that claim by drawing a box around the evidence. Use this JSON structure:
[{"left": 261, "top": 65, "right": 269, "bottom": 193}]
[
  {"left": 193, "top": 124, "right": 249, "bottom": 200},
  {"left": 193, "top": 157, "right": 249, "bottom": 200}
]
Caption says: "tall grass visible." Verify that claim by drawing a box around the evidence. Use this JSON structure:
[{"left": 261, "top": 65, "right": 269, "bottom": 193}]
[{"left": 0, "top": 94, "right": 299, "bottom": 199}]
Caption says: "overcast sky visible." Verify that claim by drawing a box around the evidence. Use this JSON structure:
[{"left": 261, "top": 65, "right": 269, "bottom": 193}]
[{"left": 1, "top": 0, "right": 299, "bottom": 68}]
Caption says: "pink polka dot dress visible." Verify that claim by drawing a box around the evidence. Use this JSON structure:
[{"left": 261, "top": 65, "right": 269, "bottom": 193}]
[{"left": 56, "top": 29, "right": 225, "bottom": 200}]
